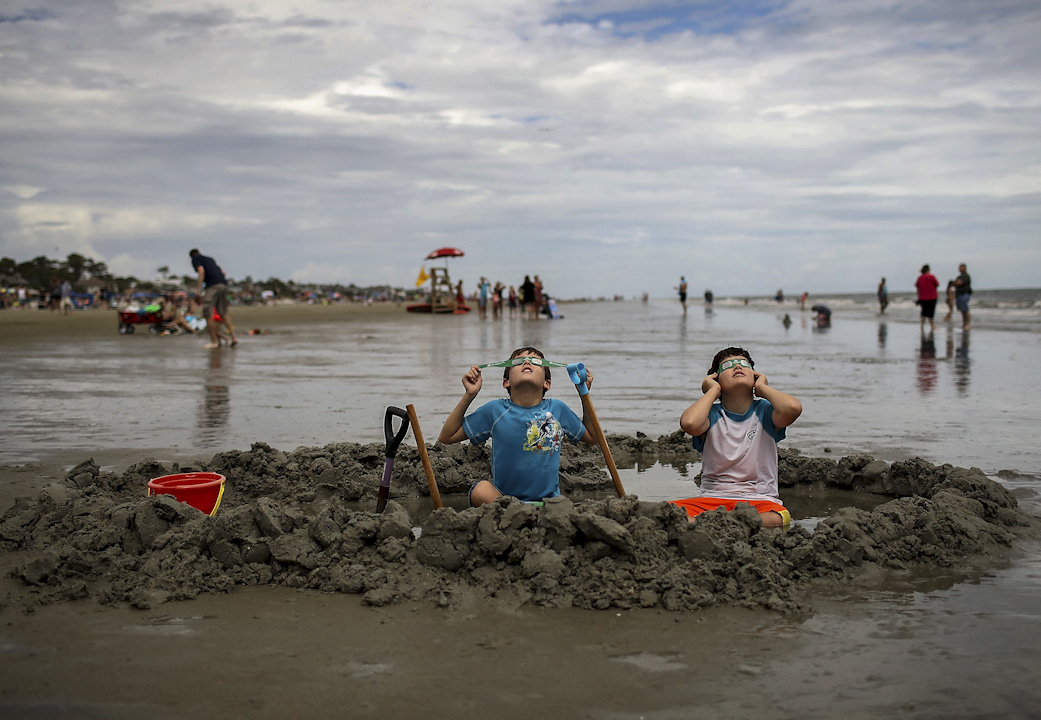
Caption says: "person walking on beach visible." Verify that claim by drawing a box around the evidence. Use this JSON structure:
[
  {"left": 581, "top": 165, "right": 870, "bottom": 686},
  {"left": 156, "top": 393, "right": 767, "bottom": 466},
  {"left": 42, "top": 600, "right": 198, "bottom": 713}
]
[
  {"left": 59, "top": 280, "right": 73, "bottom": 315},
  {"left": 942, "top": 280, "right": 956, "bottom": 323},
  {"left": 491, "top": 281, "right": 504, "bottom": 320},
  {"left": 673, "top": 346, "right": 802, "bottom": 528},
  {"left": 953, "top": 263, "right": 972, "bottom": 329},
  {"left": 477, "top": 277, "right": 490, "bottom": 319},
  {"left": 508, "top": 285, "right": 518, "bottom": 318},
  {"left": 520, "top": 275, "right": 535, "bottom": 319},
  {"left": 915, "top": 264, "right": 940, "bottom": 333},
  {"left": 677, "top": 276, "right": 688, "bottom": 314},
  {"left": 190, "top": 248, "right": 237, "bottom": 349},
  {"left": 438, "top": 346, "right": 596, "bottom": 506},
  {"left": 877, "top": 277, "right": 888, "bottom": 314}
]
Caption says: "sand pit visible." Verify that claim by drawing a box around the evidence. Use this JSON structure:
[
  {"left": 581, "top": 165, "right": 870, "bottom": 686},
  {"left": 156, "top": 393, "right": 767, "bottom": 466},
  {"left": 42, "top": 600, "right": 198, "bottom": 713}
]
[{"left": 2, "top": 433, "right": 1037, "bottom": 615}]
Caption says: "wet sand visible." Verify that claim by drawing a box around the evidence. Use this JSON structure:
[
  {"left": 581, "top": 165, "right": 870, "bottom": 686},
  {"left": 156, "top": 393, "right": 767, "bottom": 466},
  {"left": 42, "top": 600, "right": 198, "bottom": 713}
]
[
  {"left": 3, "top": 440, "right": 1039, "bottom": 719},
  {"left": 3, "top": 302, "right": 1041, "bottom": 718},
  {"left": 0, "top": 300, "right": 404, "bottom": 346}
]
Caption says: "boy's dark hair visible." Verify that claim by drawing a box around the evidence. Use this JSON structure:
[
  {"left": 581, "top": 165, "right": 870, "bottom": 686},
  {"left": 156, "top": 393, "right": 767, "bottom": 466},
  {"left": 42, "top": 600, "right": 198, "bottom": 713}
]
[
  {"left": 189, "top": 248, "right": 200, "bottom": 257},
  {"left": 709, "top": 347, "right": 754, "bottom": 375},
  {"left": 504, "top": 347, "right": 550, "bottom": 394}
]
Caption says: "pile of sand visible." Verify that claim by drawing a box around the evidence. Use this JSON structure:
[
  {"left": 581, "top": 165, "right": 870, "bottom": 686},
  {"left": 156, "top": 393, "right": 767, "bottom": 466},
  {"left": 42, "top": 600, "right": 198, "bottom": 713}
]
[{"left": 2, "top": 434, "right": 1036, "bottom": 614}]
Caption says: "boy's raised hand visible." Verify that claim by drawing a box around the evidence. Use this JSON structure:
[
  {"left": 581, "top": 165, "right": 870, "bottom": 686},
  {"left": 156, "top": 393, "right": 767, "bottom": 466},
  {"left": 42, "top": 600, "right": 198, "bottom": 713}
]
[
  {"left": 753, "top": 372, "right": 768, "bottom": 394},
  {"left": 462, "top": 365, "right": 483, "bottom": 396},
  {"left": 701, "top": 372, "right": 720, "bottom": 395}
]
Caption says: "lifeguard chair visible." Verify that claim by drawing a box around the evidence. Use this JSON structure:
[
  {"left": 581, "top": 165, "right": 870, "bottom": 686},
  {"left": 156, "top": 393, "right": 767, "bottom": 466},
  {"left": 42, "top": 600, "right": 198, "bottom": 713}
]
[{"left": 406, "top": 247, "right": 471, "bottom": 314}]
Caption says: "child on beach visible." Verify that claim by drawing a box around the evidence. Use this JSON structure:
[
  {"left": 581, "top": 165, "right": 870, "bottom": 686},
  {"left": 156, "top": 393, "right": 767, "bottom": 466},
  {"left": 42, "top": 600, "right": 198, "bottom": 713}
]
[
  {"left": 674, "top": 347, "right": 803, "bottom": 528},
  {"left": 438, "top": 346, "right": 596, "bottom": 506}
]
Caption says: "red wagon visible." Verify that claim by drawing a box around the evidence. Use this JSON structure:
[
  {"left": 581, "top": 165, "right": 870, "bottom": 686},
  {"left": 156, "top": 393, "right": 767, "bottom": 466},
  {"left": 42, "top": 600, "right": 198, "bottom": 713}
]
[{"left": 117, "top": 308, "right": 165, "bottom": 334}]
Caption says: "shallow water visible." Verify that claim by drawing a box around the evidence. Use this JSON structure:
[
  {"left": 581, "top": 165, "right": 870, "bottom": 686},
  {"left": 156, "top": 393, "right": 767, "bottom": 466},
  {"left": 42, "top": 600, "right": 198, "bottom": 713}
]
[{"left": 2, "top": 298, "right": 1038, "bottom": 489}]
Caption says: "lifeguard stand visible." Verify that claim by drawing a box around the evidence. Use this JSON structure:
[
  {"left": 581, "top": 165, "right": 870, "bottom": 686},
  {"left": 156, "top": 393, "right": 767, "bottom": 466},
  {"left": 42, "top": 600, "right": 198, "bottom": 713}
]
[{"left": 429, "top": 267, "right": 456, "bottom": 313}]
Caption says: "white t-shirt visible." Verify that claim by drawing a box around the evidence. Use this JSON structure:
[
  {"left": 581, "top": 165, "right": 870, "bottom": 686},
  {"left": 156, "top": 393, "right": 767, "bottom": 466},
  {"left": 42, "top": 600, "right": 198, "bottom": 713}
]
[{"left": 692, "top": 398, "right": 786, "bottom": 503}]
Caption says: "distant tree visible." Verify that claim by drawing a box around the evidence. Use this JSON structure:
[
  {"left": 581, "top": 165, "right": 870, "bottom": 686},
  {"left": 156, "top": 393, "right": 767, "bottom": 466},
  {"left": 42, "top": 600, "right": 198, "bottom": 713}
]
[
  {"left": 84, "top": 259, "right": 110, "bottom": 280},
  {"left": 0, "top": 257, "right": 17, "bottom": 276},
  {"left": 16, "top": 256, "right": 57, "bottom": 288},
  {"left": 111, "top": 276, "right": 140, "bottom": 292},
  {"left": 259, "top": 276, "right": 291, "bottom": 296},
  {"left": 157, "top": 265, "right": 170, "bottom": 280},
  {"left": 64, "top": 253, "right": 88, "bottom": 282}
]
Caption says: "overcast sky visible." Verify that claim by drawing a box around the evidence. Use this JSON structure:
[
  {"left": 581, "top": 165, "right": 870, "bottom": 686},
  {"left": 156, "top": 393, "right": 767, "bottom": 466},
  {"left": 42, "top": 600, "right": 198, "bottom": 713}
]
[{"left": 1, "top": 0, "right": 1038, "bottom": 297}]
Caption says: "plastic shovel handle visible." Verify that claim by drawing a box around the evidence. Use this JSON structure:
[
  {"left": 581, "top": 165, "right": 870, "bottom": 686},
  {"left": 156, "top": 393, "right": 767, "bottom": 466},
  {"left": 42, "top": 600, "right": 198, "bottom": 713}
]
[
  {"left": 567, "top": 363, "right": 589, "bottom": 396},
  {"left": 384, "top": 406, "right": 410, "bottom": 459}
]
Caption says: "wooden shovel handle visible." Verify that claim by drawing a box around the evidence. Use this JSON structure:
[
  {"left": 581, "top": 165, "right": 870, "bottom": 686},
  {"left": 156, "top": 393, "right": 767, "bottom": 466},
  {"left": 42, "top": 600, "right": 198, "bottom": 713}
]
[
  {"left": 406, "top": 404, "right": 442, "bottom": 509},
  {"left": 580, "top": 393, "right": 626, "bottom": 498}
]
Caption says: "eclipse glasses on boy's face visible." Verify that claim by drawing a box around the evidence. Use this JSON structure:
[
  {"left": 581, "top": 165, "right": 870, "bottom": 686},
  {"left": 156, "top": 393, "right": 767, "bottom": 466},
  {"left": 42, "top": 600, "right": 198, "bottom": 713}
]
[
  {"left": 716, "top": 358, "right": 752, "bottom": 374},
  {"left": 509, "top": 356, "right": 545, "bottom": 366},
  {"left": 480, "top": 356, "right": 569, "bottom": 369}
]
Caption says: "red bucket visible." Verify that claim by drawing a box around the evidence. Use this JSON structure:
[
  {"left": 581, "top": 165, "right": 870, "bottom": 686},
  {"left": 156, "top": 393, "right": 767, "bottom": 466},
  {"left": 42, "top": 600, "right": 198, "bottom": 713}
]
[{"left": 147, "top": 472, "right": 226, "bottom": 515}]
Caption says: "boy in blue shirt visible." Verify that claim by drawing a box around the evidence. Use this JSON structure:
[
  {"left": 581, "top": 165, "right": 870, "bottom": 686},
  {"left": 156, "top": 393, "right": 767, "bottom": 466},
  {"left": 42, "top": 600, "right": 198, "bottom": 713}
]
[
  {"left": 438, "top": 346, "right": 596, "bottom": 506},
  {"left": 674, "top": 346, "right": 803, "bottom": 528}
]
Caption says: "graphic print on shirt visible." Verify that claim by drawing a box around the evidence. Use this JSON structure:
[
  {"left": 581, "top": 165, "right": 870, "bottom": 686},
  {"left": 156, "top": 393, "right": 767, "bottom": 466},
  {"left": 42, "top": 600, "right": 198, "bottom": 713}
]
[
  {"left": 522, "top": 411, "right": 564, "bottom": 453},
  {"left": 746, "top": 425, "right": 759, "bottom": 442}
]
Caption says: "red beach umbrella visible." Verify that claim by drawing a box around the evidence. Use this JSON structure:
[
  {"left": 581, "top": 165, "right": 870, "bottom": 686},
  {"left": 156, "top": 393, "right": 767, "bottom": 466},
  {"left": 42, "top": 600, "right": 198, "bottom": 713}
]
[
  {"left": 425, "top": 247, "right": 465, "bottom": 271},
  {"left": 426, "top": 247, "right": 465, "bottom": 260}
]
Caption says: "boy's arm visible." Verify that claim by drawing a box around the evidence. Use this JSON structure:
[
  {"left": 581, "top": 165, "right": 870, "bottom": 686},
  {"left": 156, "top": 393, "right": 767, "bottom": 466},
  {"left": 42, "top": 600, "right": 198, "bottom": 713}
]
[
  {"left": 577, "top": 368, "right": 597, "bottom": 445},
  {"left": 680, "top": 374, "right": 721, "bottom": 437},
  {"left": 578, "top": 404, "right": 596, "bottom": 445},
  {"left": 752, "top": 373, "right": 802, "bottom": 429},
  {"left": 437, "top": 366, "right": 483, "bottom": 444}
]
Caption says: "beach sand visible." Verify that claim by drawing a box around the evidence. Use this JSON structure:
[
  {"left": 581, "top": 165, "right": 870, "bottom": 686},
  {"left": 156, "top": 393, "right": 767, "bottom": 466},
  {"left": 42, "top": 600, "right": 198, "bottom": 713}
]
[{"left": 3, "top": 302, "right": 1040, "bottom": 719}]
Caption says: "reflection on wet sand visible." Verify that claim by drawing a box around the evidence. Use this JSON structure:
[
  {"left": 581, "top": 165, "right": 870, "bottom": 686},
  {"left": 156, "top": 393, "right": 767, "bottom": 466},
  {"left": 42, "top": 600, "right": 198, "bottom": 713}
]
[
  {"left": 917, "top": 330, "right": 937, "bottom": 393},
  {"left": 197, "top": 349, "right": 232, "bottom": 446},
  {"left": 953, "top": 329, "right": 970, "bottom": 394}
]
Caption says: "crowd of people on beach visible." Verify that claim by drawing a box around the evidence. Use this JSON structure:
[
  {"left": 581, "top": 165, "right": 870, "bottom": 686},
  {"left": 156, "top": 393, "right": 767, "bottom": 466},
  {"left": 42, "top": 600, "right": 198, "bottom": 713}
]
[
  {"left": 0, "top": 281, "right": 110, "bottom": 312},
  {"left": 468, "top": 274, "right": 554, "bottom": 320},
  {"left": 666, "top": 262, "right": 973, "bottom": 333},
  {"left": 913, "top": 262, "right": 973, "bottom": 331}
]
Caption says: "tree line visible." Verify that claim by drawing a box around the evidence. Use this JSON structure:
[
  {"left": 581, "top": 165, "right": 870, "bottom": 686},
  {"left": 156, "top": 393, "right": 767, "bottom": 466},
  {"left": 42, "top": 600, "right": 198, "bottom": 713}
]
[{"left": 0, "top": 252, "right": 406, "bottom": 301}]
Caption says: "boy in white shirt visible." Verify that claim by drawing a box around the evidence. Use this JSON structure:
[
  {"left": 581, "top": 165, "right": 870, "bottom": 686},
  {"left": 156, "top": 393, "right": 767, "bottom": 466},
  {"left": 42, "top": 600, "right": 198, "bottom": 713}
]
[{"left": 675, "top": 347, "right": 803, "bottom": 528}]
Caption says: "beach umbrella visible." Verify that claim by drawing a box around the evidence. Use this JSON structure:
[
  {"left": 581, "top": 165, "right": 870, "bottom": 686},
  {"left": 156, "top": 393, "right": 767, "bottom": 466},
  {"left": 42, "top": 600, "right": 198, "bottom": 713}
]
[
  {"left": 425, "top": 247, "right": 465, "bottom": 274},
  {"left": 426, "top": 247, "right": 464, "bottom": 260}
]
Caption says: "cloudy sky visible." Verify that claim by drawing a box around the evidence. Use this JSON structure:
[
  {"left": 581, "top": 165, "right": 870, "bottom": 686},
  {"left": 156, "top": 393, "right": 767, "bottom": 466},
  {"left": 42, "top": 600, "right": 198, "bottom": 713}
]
[{"left": 1, "top": 0, "right": 1038, "bottom": 297}]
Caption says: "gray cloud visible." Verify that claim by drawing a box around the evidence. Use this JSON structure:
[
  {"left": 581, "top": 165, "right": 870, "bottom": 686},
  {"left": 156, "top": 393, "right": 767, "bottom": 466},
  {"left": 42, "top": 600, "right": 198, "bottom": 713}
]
[{"left": 1, "top": 0, "right": 1038, "bottom": 295}]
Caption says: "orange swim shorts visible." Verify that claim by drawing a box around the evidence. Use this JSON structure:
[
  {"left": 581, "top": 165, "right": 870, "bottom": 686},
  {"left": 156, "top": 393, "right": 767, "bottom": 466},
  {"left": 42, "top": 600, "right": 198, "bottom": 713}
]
[{"left": 669, "top": 497, "right": 791, "bottom": 526}]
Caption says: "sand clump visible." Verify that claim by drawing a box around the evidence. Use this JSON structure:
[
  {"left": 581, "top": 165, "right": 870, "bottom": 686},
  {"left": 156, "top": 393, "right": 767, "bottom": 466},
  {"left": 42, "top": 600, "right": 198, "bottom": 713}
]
[{"left": 1, "top": 434, "right": 1037, "bottom": 615}]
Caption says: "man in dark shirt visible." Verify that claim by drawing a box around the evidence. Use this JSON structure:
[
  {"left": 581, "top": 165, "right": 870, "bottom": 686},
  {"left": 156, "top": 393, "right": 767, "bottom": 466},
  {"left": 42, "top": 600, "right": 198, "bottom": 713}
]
[
  {"left": 953, "top": 263, "right": 972, "bottom": 330},
  {"left": 190, "top": 248, "right": 237, "bottom": 348}
]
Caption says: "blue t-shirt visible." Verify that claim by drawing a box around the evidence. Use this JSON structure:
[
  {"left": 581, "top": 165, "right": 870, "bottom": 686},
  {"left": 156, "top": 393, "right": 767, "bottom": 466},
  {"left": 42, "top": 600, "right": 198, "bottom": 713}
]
[
  {"left": 191, "top": 254, "right": 227, "bottom": 288},
  {"left": 463, "top": 398, "right": 586, "bottom": 501}
]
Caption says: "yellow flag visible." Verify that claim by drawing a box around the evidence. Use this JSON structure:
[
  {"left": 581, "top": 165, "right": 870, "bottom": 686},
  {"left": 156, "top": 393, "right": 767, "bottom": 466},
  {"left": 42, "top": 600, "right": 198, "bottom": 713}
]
[{"left": 416, "top": 266, "right": 430, "bottom": 287}]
